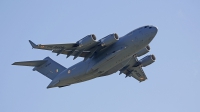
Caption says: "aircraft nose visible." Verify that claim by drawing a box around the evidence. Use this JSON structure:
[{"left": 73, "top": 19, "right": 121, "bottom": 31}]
[
  {"left": 150, "top": 26, "right": 158, "bottom": 34},
  {"left": 153, "top": 26, "right": 158, "bottom": 34},
  {"left": 143, "top": 25, "right": 158, "bottom": 35},
  {"left": 143, "top": 26, "right": 158, "bottom": 42},
  {"left": 149, "top": 26, "right": 158, "bottom": 39}
]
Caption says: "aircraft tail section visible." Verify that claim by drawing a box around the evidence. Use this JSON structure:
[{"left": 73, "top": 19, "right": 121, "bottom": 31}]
[{"left": 12, "top": 57, "right": 66, "bottom": 80}]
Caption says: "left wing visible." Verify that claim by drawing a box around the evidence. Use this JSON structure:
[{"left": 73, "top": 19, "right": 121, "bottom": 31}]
[
  {"left": 29, "top": 33, "right": 119, "bottom": 60},
  {"left": 29, "top": 40, "right": 77, "bottom": 51},
  {"left": 119, "top": 56, "right": 147, "bottom": 82},
  {"left": 29, "top": 40, "right": 100, "bottom": 59}
]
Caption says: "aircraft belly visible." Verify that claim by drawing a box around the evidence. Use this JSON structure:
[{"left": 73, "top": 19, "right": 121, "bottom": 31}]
[
  {"left": 102, "top": 58, "right": 131, "bottom": 76},
  {"left": 54, "top": 60, "right": 91, "bottom": 86},
  {"left": 78, "top": 48, "right": 135, "bottom": 82},
  {"left": 76, "top": 50, "right": 133, "bottom": 82},
  {"left": 92, "top": 47, "right": 136, "bottom": 75}
]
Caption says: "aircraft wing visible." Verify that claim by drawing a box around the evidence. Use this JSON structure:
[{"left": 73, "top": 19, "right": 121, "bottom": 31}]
[
  {"left": 29, "top": 40, "right": 77, "bottom": 51},
  {"left": 29, "top": 40, "right": 99, "bottom": 59},
  {"left": 29, "top": 33, "right": 120, "bottom": 59},
  {"left": 119, "top": 56, "right": 147, "bottom": 82}
]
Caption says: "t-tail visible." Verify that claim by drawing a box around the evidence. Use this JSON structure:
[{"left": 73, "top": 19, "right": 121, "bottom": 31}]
[{"left": 12, "top": 57, "right": 66, "bottom": 80}]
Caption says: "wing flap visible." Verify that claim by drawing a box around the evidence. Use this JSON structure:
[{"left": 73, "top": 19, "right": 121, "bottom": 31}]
[
  {"left": 52, "top": 50, "right": 90, "bottom": 57},
  {"left": 36, "top": 44, "right": 77, "bottom": 50}
]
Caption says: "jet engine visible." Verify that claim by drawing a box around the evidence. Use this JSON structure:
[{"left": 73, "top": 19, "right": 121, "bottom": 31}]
[
  {"left": 100, "top": 33, "right": 119, "bottom": 47},
  {"left": 135, "top": 45, "right": 150, "bottom": 57},
  {"left": 77, "top": 34, "right": 97, "bottom": 47},
  {"left": 138, "top": 55, "right": 156, "bottom": 67}
]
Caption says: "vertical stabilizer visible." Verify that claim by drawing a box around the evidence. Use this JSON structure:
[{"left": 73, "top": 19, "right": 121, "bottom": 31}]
[{"left": 33, "top": 57, "right": 66, "bottom": 80}]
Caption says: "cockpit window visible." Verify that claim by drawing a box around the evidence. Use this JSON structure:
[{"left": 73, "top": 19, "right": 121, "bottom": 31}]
[{"left": 144, "top": 26, "right": 148, "bottom": 28}]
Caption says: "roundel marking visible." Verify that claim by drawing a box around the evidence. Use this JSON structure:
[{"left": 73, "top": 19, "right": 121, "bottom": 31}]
[{"left": 68, "top": 70, "right": 71, "bottom": 74}]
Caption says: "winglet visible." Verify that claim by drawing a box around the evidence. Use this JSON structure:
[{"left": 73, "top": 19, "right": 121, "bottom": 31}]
[{"left": 29, "top": 40, "right": 37, "bottom": 48}]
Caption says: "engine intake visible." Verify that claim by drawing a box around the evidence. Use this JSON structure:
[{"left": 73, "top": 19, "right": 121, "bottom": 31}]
[
  {"left": 77, "top": 34, "right": 97, "bottom": 47},
  {"left": 135, "top": 45, "right": 150, "bottom": 57},
  {"left": 138, "top": 55, "right": 156, "bottom": 67},
  {"left": 100, "top": 33, "right": 119, "bottom": 47}
]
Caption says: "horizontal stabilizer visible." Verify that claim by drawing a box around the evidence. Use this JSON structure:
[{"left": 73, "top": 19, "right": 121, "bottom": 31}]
[
  {"left": 12, "top": 57, "right": 66, "bottom": 80},
  {"left": 12, "top": 60, "right": 47, "bottom": 67}
]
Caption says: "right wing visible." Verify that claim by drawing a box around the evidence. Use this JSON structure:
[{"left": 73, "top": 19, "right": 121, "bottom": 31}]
[{"left": 119, "top": 56, "right": 147, "bottom": 82}]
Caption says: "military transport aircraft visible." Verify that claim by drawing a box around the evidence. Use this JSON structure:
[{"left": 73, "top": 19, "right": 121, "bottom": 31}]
[{"left": 12, "top": 25, "right": 158, "bottom": 88}]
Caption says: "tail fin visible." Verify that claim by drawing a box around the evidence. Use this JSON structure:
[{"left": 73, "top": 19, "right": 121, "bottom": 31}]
[{"left": 12, "top": 57, "right": 66, "bottom": 80}]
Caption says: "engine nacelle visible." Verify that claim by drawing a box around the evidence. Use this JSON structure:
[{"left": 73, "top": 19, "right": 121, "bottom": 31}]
[
  {"left": 135, "top": 45, "right": 150, "bottom": 57},
  {"left": 77, "top": 34, "right": 97, "bottom": 47},
  {"left": 100, "top": 33, "right": 119, "bottom": 47},
  {"left": 138, "top": 55, "right": 156, "bottom": 67}
]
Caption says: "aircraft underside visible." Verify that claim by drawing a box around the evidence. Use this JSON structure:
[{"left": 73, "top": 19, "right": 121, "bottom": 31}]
[{"left": 12, "top": 25, "right": 158, "bottom": 88}]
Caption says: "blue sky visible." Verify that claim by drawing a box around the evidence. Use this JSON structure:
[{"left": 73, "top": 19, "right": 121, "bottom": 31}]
[{"left": 1, "top": 0, "right": 200, "bottom": 112}]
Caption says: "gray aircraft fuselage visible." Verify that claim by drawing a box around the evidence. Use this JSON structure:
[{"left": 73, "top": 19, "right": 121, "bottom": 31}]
[{"left": 47, "top": 26, "right": 158, "bottom": 88}]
